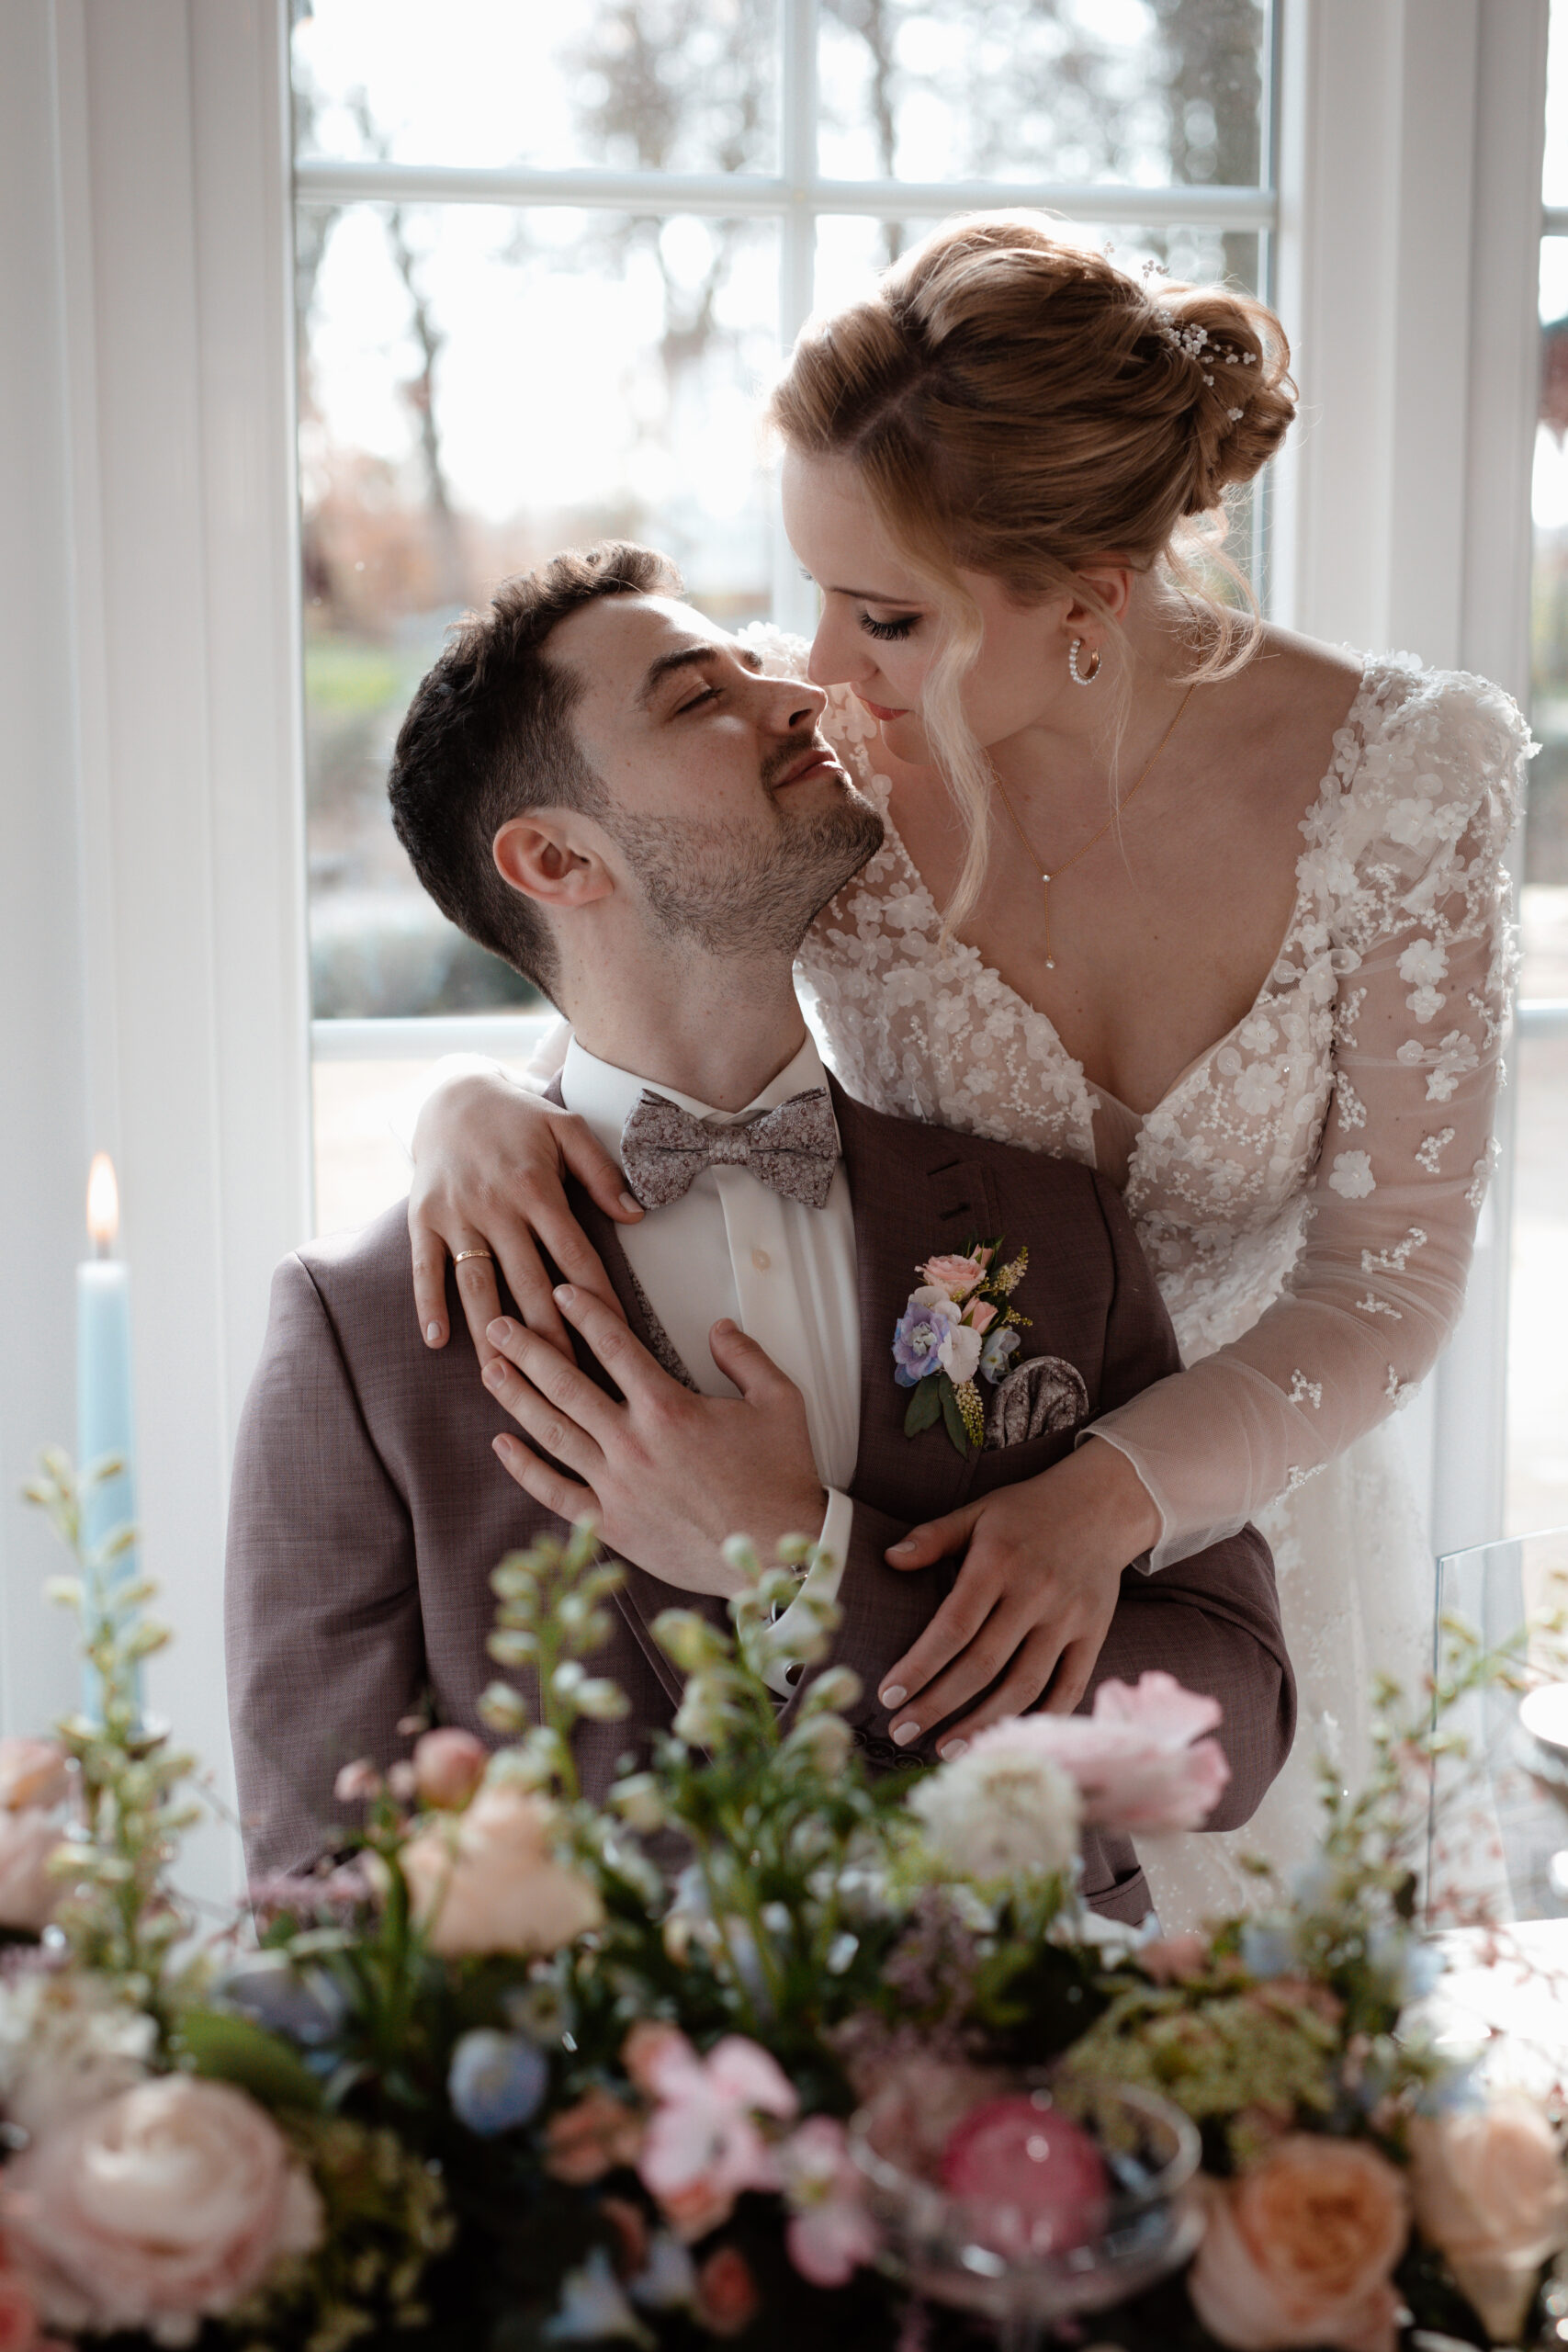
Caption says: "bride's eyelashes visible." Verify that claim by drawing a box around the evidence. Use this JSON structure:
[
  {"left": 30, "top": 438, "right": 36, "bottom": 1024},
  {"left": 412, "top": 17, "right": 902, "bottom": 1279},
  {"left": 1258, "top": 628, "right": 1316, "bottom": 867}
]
[{"left": 859, "top": 611, "right": 920, "bottom": 642}]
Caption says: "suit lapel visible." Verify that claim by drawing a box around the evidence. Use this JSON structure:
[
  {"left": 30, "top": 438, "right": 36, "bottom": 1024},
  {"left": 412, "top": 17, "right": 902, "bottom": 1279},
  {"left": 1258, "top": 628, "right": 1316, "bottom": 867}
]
[{"left": 830, "top": 1076, "right": 998, "bottom": 1521}]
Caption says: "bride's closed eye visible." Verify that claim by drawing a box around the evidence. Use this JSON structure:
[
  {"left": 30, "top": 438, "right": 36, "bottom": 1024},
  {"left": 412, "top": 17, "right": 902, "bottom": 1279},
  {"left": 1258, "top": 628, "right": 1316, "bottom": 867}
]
[{"left": 859, "top": 611, "right": 919, "bottom": 641}]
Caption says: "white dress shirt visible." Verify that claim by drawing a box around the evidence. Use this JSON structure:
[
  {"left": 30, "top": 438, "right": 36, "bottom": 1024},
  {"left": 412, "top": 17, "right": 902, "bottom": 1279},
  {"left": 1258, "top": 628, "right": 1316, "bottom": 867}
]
[{"left": 559, "top": 1033, "right": 859, "bottom": 1693}]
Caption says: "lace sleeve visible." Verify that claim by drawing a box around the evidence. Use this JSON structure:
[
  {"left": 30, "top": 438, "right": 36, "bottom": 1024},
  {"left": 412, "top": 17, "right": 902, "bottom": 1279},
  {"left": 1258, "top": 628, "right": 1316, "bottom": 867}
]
[{"left": 1092, "top": 670, "right": 1530, "bottom": 1567}]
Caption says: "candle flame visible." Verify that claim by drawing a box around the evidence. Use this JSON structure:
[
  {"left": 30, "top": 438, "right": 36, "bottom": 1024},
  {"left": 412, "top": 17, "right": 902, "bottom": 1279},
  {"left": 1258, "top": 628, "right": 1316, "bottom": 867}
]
[{"left": 86, "top": 1154, "right": 119, "bottom": 1250}]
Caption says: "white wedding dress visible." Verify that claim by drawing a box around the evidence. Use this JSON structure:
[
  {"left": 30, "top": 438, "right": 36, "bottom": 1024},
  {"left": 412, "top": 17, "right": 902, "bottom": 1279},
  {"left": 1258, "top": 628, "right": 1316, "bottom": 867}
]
[{"left": 773, "top": 639, "right": 1529, "bottom": 1932}]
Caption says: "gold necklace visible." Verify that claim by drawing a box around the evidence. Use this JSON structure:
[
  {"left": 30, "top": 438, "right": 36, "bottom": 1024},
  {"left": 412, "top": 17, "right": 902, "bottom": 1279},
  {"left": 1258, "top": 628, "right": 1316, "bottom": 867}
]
[{"left": 990, "top": 684, "right": 1197, "bottom": 970}]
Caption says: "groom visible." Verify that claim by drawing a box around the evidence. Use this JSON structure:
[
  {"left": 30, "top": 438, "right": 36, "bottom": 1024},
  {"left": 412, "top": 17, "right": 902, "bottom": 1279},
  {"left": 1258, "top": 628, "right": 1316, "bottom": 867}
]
[{"left": 226, "top": 543, "right": 1293, "bottom": 1917}]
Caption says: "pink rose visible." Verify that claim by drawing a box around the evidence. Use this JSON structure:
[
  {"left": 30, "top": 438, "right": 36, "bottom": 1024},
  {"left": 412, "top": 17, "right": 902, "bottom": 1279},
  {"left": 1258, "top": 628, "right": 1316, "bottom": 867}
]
[
  {"left": 0, "top": 1810, "right": 64, "bottom": 1932},
  {"left": 950, "top": 1673, "right": 1231, "bottom": 1838},
  {"left": 1139, "top": 1931, "right": 1211, "bottom": 1984},
  {"left": 333, "top": 1758, "right": 382, "bottom": 1805},
  {"left": 394, "top": 1783, "right": 603, "bottom": 1957},
  {"left": 781, "top": 2114, "right": 881, "bottom": 2287},
  {"left": 412, "top": 1727, "right": 487, "bottom": 1810},
  {"left": 0, "top": 1741, "right": 68, "bottom": 1814},
  {"left": 918, "top": 1254, "right": 986, "bottom": 1300},
  {"left": 1188, "top": 2136, "right": 1409, "bottom": 2352},
  {"left": 964, "top": 1298, "right": 998, "bottom": 1336},
  {"left": 1409, "top": 2095, "right": 1568, "bottom": 2344},
  {"left": 0, "top": 2077, "right": 322, "bottom": 2338}
]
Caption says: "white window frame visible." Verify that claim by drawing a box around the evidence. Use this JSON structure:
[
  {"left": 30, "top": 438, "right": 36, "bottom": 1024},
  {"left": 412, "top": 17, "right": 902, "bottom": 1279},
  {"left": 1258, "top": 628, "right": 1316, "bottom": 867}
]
[
  {"left": 0, "top": 0, "right": 1551, "bottom": 1909},
  {"left": 293, "top": 0, "right": 1280, "bottom": 637}
]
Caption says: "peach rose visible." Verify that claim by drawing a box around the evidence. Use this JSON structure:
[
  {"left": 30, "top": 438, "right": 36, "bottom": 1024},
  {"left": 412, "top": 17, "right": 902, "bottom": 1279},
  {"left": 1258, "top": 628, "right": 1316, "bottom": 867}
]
[
  {"left": 0, "top": 1810, "right": 63, "bottom": 1932},
  {"left": 412, "top": 1727, "right": 487, "bottom": 1811},
  {"left": 0, "top": 2076, "right": 322, "bottom": 2338},
  {"left": 1188, "top": 2135, "right": 1410, "bottom": 2352},
  {"left": 0, "top": 1741, "right": 68, "bottom": 1815},
  {"left": 1409, "top": 2095, "right": 1568, "bottom": 2344},
  {"left": 0, "top": 2267, "right": 45, "bottom": 2352},
  {"left": 694, "top": 2245, "right": 761, "bottom": 2337},
  {"left": 918, "top": 1254, "right": 986, "bottom": 1300},
  {"left": 543, "top": 2087, "right": 646, "bottom": 2185},
  {"left": 396, "top": 1783, "right": 603, "bottom": 1958}
]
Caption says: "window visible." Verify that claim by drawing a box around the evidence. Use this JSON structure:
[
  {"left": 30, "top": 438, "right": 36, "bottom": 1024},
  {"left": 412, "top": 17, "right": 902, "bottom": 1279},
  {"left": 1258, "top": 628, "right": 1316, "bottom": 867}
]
[
  {"left": 289, "top": 0, "right": 1277, "bottom": 1232},
  {"left": 1510, "top": 0, "right": 1568, "bottom": 1537}
]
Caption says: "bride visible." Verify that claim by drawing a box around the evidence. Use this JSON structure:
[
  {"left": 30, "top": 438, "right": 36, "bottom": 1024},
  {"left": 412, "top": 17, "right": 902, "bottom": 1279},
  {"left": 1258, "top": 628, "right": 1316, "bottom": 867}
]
[{"left": 398, "top": 216, "right": 1527, "bottom": 1929}]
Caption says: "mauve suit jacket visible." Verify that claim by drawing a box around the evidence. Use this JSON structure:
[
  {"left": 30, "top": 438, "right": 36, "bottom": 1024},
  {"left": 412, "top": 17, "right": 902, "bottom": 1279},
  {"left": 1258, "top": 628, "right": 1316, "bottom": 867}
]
[{"left": 226, "top": 1078, "right": 1294, "bottom": 1921}]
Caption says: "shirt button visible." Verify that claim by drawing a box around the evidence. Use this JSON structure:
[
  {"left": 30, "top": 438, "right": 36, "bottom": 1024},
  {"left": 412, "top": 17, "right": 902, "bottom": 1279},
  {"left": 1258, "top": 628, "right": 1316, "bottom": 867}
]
[{"left": 750, "top": 1247, "right": 772, "bottom": 1272}]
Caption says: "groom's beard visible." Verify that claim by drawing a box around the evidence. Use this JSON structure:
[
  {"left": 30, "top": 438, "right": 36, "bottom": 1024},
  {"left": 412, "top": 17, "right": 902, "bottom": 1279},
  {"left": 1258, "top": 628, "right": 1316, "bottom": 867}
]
[{"left": 606, "top": 767, "right": 885, "bottom": 958}]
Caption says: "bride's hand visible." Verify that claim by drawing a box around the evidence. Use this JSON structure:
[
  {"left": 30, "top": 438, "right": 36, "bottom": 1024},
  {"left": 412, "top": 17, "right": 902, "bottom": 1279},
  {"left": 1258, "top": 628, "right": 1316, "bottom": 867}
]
[
  {"left": 876, "top": 1441, "right": 1161, "bottom": 1752},
  {"left": 409, "top": 1070, "right": 644, "bottom": 1363}
]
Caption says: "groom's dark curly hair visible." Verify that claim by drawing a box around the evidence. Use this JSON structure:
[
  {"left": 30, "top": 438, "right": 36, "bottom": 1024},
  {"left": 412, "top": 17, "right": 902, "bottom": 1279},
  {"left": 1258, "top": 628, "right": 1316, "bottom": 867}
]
[{"left": 389, "top": 539, "right": 682, "bottom": 1001}]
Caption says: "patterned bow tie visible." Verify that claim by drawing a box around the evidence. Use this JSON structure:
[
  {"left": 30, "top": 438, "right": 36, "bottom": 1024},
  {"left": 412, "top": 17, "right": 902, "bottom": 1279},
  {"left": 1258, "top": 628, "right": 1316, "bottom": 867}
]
[{"left": 619, "top": 1086, "right": 840, "bottom": 1211}]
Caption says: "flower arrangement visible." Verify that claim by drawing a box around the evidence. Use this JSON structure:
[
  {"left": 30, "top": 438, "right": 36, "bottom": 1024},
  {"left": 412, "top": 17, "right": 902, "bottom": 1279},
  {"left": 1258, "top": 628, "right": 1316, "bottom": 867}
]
[
  {"left": 0, "top": 1452, "right": 1565, "bottom": 2352},
  {"left": 893, "top": 1238, "right": 1030, "bottom": 1453}
]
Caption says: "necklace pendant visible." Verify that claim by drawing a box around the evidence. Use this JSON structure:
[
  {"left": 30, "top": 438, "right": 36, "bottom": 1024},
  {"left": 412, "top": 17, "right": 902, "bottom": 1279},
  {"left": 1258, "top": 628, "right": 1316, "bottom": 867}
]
[{"left": 1044, "top": 956, "right": 1056, "bottom": 970}]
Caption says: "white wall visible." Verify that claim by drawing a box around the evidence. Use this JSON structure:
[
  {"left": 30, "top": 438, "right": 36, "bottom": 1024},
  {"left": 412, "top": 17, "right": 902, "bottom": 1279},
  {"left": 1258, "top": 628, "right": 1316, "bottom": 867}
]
[{"left": 0, "top": 0, "right": 312, "bottom": 1906}]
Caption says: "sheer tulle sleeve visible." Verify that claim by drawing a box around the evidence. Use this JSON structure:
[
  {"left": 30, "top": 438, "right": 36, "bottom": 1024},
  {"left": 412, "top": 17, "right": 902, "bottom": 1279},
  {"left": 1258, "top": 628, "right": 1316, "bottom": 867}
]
[{"left": 1091, "top": 670, "right": 1530, "bottom": 1568}]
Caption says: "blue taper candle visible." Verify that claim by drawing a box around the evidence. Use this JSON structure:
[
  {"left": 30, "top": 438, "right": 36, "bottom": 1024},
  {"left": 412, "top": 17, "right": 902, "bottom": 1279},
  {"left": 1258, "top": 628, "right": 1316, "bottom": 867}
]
[{"left": 76, "top": 1154, "right": 140, "bottom": 1718}]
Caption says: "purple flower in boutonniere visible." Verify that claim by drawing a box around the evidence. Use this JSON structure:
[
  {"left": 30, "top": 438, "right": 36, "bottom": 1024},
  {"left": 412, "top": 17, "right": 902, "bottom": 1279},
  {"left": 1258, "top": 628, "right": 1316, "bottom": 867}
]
[
  {"left": 892, "top": 1290, "right": 960, "bottom": 1386},
  {"left": 893, "top": 1237, "right": 1032, "bottom": 1456}
]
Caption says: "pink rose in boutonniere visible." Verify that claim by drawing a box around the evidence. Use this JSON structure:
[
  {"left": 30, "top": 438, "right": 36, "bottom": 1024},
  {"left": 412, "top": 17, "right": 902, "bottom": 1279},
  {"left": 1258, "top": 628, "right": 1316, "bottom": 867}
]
[{"left": 894, "top": 1235, "right": 1031, "bottom": 1456}]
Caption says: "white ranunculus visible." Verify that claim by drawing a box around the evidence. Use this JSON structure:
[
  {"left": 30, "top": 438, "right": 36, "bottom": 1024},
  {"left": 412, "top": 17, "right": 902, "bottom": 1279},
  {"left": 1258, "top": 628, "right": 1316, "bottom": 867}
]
[
  {"left": 909, "top": 1743, "right": 1082, "bottom": 1883},
  {"left": 0, "top": 1968, "right": 156, "bottom": 2137},
  {"left": 936, "top": 1322, "right": 984, "bottom": 1386}
]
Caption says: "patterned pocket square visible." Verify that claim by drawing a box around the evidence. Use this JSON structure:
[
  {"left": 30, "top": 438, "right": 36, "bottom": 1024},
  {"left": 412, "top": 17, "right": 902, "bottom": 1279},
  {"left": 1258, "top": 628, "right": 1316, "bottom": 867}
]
[{"left": 983, "top": 1354, "right": 1089, "bottom": 1450}]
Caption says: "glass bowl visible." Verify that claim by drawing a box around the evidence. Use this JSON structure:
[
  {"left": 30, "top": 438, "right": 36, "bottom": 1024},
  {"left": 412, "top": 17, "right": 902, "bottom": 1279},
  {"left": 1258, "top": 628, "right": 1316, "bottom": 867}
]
[{"left": 848, "top": 2067, "right": 1203, "bottom": 2344}]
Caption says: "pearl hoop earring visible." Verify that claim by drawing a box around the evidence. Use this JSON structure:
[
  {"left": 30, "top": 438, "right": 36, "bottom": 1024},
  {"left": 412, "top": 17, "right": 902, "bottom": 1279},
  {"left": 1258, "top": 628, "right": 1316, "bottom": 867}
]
[{"left": 1067, "top": 639, "right": 1102, "bottom": 687}]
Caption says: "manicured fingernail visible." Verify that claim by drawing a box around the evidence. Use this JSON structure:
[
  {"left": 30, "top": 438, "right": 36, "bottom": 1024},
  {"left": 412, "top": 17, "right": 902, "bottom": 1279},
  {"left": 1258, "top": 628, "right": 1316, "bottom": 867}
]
[
  {"left": 880, "top": 1685, "right": 907, "bottom": 1708},
  {"left": 553, "top": 1284, "right": 574, "bottom": 1306},
  {"left": 619, "top": 1191, "right": 644, "bottom": 1216},
  {"left": 492, "top": 1434, "right": 513, "bottom": 1456},
  {"left": 483, "top": 1360, "right": 506, "bottom": 1388},
  {"left": 891, "top": 1719, "right": 919, "bottom": 1747},
  {"left": 425, "top": 1322, "right": 444, "bottom": 1345},
  {"left": 713, "top": 1317, "right": 737, "bottom": 1336},
  {"left": 889, "top": 1538, "right": 916, "bottom": 1555},
  {"left": 488, "top": 1317, "right": 512, "bottom": 1341},
  {"left": 940, "top": 1738, "right": 969, "bottom": 1761}
]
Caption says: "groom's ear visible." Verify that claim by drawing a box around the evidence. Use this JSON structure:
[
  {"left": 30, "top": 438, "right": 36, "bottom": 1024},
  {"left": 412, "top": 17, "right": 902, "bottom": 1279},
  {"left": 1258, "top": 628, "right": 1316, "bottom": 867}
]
[{"left": 492, "top": 815, "right": 615, "bottom": 913}]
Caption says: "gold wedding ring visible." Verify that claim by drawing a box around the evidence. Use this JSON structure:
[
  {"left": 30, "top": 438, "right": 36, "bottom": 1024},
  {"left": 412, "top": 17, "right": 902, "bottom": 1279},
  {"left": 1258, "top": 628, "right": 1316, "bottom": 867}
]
[{"left": 453, "top": 1249, "right": 494, "bottom": 1265}]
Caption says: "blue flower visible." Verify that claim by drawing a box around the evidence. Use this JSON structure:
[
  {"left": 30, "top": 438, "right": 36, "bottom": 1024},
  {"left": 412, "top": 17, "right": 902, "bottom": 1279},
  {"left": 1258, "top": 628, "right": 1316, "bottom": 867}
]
[
  {"left": 892, "top": 1292, "right": 958, "bottom": 1386},
  {"left": 447, "top": 2027, "right": 549, "bottom": 2135},
  {"left": 546, "top": 2248, "right": 654, "bottom": 2346},
  {"left": 1239, "top": 1920, "right": 1300, "bottom": 1980},
  {"left": 979, "top": 1327, "right": 1021, "bottom": 1385},
  {"left": 214, "top": 1951, "right": 346, "bottom": 2047}
]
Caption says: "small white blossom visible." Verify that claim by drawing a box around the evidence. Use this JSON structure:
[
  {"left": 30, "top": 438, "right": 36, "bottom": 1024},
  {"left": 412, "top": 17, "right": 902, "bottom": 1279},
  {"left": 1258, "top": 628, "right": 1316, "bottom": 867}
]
[{"left": 1328, "top": 1151, "right": 1376, "bottom": 1200}]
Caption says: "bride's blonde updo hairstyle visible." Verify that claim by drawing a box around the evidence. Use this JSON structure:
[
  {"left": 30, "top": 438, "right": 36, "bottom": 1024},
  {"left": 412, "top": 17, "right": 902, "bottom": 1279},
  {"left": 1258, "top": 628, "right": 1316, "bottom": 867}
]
[{"left": 769, "top": 212, "right": 1296, "bottom": 927}]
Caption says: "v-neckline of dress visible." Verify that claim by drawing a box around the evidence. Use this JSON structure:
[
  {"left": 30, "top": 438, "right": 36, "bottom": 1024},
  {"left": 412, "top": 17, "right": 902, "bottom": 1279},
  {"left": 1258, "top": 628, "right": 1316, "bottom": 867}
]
[{"left": 858, "top": 654, "right": 1378, "bottom": 1182}]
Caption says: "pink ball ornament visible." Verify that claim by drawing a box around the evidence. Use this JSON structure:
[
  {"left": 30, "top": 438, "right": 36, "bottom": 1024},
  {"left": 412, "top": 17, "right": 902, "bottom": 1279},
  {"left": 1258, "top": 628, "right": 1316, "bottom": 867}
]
[{"left": 940, "top": 2093, "right": 1111, "bottom": 2256}]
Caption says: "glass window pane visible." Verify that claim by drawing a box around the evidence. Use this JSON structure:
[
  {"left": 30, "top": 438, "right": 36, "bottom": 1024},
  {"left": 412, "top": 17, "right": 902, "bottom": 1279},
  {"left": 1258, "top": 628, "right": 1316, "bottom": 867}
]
[
  {"left": 1507, "top": 232, "right": 1568, "bottom": 1534},
  {"left": 817, "top": 0, "right": 1268, "bottom": 187},
  {"left": 299, "top": 200, "right": 778, "bottom": 1031},
  {"left": 294, "top": 0, "right": 780, "bottom": 175}
]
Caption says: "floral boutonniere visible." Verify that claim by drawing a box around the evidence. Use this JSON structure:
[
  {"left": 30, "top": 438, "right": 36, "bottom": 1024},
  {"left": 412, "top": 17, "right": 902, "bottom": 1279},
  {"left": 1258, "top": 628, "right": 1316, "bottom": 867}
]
[{"left": 892, "top": 1237, "right": 1031, "bottom": 1457}]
